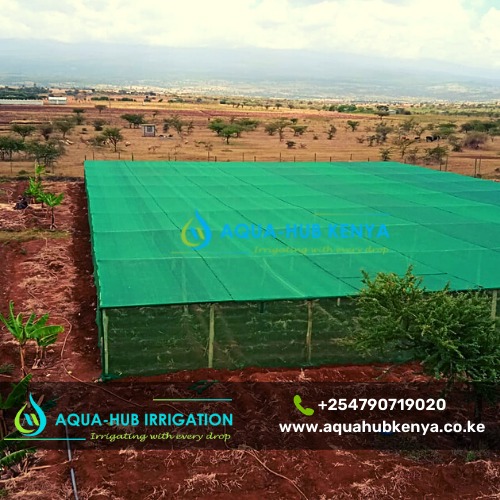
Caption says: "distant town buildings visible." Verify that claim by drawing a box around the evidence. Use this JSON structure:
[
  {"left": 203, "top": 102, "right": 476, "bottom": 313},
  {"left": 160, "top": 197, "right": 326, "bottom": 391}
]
[
  {"left": 0, "top": 99, "right": 43, "bottom": 106},
  {"left": 48, "top": 96, "right": 68, "bottom": 105}
]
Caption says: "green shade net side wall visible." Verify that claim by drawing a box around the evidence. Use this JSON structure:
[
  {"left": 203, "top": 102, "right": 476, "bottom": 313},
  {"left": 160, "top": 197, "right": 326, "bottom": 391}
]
[{"left": 101, "top": 299, "right": 412, "bottom": 378}]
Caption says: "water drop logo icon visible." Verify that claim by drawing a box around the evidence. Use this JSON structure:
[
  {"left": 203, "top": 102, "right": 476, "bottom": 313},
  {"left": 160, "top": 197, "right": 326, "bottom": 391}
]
[
  {"left": 181, "top": 210, "right": 212, "bottom": 249},
  {"left": 14, "top": 393, "right": 47, "bottom": 437}
]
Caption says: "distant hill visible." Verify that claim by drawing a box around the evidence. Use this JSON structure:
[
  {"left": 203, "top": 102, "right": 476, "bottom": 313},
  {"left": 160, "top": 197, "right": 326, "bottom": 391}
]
[{"left": 0, "top": 39, "right": 499, "bottom": 101}]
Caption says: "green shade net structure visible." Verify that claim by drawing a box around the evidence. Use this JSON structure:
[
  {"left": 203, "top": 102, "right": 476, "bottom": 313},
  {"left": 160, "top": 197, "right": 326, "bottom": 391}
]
[{"left": 85, "top": 161, "right": 500, "bottom": 377}]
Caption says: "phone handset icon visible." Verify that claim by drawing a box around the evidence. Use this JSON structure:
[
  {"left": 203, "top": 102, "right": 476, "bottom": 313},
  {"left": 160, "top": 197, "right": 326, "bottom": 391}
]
[{"left": 293, "top": 394, "right": 315, "bottom": 416}]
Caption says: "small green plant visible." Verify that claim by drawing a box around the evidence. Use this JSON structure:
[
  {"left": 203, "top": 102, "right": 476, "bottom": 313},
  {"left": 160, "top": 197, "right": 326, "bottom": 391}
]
[
  {"left": 39, "top": 192, "right": 64, "bottom": 230},
  {"left": 0, "top": 374, "right": 32, "bottom": 438},
  {"left": 0, "top": 302, "right": 64, "bottom": 375},
  {"left": 24, "top": 177, "right": 44, "bottom": 205},
  {"left": 0, "top": 375, "right": 36, "bottom": 476},
  {"left": 34, "top": 164, "right": 46, "bottom": 182}
]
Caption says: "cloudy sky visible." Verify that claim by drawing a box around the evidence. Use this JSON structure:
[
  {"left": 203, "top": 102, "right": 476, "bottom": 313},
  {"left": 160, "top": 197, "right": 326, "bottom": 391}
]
[{"left": 1, "top": 0, "right": 499, "bottom": 70}]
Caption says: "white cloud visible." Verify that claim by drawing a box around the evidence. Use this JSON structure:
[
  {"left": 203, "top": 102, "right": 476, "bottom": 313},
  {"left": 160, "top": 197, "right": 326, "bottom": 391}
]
[{"left": 0, "top": 0, "right": 499, "bottom": 69}]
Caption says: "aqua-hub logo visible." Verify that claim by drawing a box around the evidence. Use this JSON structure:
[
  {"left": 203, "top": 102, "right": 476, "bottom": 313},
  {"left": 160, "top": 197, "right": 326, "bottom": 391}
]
[
  {"left": 14, "top": 393, "right": 47, "bottom": 437},
  {"left": 180, "top": 210, "right": 390, "bottom": 251},
  {"left": 181, "top": 210, "right": 212, "bottom": 249}
]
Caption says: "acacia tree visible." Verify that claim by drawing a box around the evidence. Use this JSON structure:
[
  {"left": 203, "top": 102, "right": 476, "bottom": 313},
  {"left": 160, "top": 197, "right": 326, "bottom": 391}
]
[
  {"left": 265, "top": 119, "right": 291, "bottom": 142},
  {"left": 102, "top": 127, "right": 123, "bottom": 152},
  {"left": 0, "top": 302, "right": 64, "bottom": 375},
  {"left": 220, "top": 125, "right": 242, "bottom": 144},
  {"left": 346, "top": 120, "right": 360, "bottom": 132},
  {"left": 208, "top": 118, "right": 226, "bottom": 137},
  {"left": 354, "top": 267, "right": 499, "bottom": 421},
  {"left": 10, "top": 124, "right": 36, "bottom": 142},
  {"left": 0, "top": 136, "right": 25, "bottom": 161},
  {"left": 39, "top": 123, "right": 53, "bottom": 141},
  {"left": 95, "top": 104, "right": 107, "bottom": 114},
  {"left": 72, "top": 108, "right": 85, "bottom": 125},
  {"left": 291, "top": 125, "right": 308, "bottom": 136},
  {"left": 164, "top": 115, "right": 188, "bottom": 137},
  {"left": 379, "top": 148, "right": 392, "bottom": 161},
  {"left": 53, "top": 119, "right": 75, "bottom": 139},
  {"left": 394, "top": 136, "right": 416, "bottom": 158},
  {"left": 208, "top": 118, "right": 258, "bottom": 143},
  {"left": 424, "top": 145, "right": 448, "bottom": 165},
  {"left": 121, "top": 114, "right": 145, "bottom": 128},
  {"left": 375, "top": 122, "right": 393, "bottom": 144},
  {"left": 93, "top": 119, "right": 107, "bottom": 131},
  {"left": 326, "top": 124, "right": 337, "bottom": 140},
  {"left": 26, "top": 141, "right": 64, "bottom": 170},
  {"left": 264, "top": 122, "right": 278, "bottom": 136}
]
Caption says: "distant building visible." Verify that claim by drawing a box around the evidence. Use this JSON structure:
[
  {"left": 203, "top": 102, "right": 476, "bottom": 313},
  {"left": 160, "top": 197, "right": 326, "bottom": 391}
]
[
  {"left": 141, "top": 124, "right": 156, "bottom": 137},
  {"left": 0, "top": 99, "right": 43, "bottom": 106},
  {"left": 48, "top": 96, "right": 67, "bottom": 105}
]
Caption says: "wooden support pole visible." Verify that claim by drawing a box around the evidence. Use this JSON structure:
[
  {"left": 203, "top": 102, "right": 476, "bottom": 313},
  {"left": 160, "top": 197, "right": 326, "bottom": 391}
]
[
  {"left": 208, "top": 304, "right": 215, "bottom": 368},
  {"left": 306, "top": 300, "right": 313, "bottom": 362},
  {"left": 337, "top": 297, "right": 341, "bottom": 306},
  {"left": 492, "top": 290, "right": 498, "bottom": 321},
  {"left": 102, "top": 310, "right": 109, "bottom": 376}
]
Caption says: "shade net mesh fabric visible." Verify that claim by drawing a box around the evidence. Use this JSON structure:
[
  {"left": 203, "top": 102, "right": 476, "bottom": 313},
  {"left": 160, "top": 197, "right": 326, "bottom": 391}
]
[{"left": 85, "top": 161, "right": 500, "bottom": 377}]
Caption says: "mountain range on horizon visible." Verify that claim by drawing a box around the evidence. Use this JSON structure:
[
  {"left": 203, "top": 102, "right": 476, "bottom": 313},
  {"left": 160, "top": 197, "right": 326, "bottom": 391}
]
[{"left": 1, "top": 39, "right": 499, "bottom": 101}]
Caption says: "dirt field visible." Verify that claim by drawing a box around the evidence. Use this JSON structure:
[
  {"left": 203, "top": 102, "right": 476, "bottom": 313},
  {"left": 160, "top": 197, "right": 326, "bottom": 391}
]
[
  {"left": 1, "top": 98, "right": 499, "bottom": 180},
  {"left": 0, "top": 181, "right": 498, "bottom": 499}
]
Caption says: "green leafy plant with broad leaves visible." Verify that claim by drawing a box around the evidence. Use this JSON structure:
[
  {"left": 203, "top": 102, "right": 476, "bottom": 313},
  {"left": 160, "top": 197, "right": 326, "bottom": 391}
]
[
  {"left": 0, "top": 375, "right": 36, "bottom": 475},
  {"left": 353, "top": 266, "right": 499, "bottom": 421},
  {"left": 0, "top": 375, "right": 31, "bottom": 439},
  {"left": 34, "top": 164, "right": 45, "bottom": 182},
  {"left": 39, "top": 192, "right": 64, "bottom": 230},
  {"left": 24, "top": 177, "right": 44, "bottom": 205},
  {"left": 0, "top": 302, "right": 64, "bottom": 375}
]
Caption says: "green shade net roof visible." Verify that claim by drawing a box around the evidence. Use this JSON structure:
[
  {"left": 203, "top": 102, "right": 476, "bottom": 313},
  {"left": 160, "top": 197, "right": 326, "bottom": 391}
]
[{"left": 84, "top": 161, "right": 500, "bottom": 308}]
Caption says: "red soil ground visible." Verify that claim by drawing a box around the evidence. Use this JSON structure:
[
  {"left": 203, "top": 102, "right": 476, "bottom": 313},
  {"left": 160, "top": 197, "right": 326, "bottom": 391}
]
[{"left": 0, "top": 182, "right": 498, "bottom": 499}]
